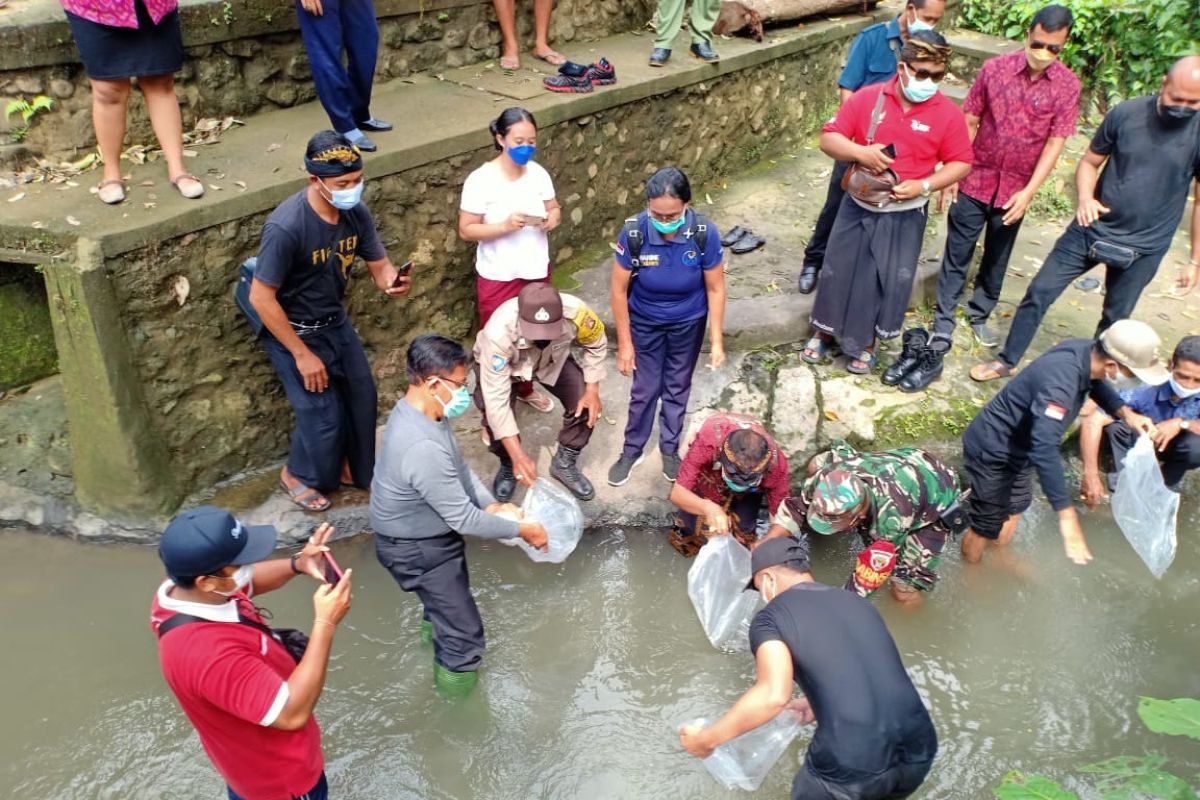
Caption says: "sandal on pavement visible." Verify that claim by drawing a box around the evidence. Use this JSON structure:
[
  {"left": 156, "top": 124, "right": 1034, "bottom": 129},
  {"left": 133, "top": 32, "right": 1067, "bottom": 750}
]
[
  {"left": 801, "top": 336, "right": 837, "bottom": 364},
  {"left": 517, "top": 386, "right": 555, "bottom": 413},
  {"left": 970, "top": 359, "right": 1017, "bottom": 382},
  {"left": 534, "top": 50, "right": 567, "bottom": 66},
  {"left": 171, "top": 173, "right": 205, "bottom": 199},
  {"left": 846, "top": 350, "right": 877, "bottom": 375},
  {"left": 499, "top": 55, "right": 520, "bottom": 70},
  {"left": 280, "top": 479, "right": 331, "bottom": 512},
  {"left": 97, "top": 179, "right": 126, "bottom": 205}
]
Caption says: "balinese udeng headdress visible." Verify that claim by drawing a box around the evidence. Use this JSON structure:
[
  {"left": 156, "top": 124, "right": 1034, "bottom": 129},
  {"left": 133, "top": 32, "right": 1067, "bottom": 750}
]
[
  {"left": 305, "top": 143, "right": 363, "bottom": 177},
  {"left": 901, "top": 37, "right": 952, "bottom": 66}
]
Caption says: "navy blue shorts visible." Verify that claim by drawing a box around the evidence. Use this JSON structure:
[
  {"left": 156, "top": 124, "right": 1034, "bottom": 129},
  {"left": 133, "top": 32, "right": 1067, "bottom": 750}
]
[{"left": 959, "top": 451, "right": 1034, "bottom": 540}]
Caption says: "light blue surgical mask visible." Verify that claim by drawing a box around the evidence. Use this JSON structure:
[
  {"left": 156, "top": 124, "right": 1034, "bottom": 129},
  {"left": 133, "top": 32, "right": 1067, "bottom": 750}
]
[
  {"left": 1168, "top": 375, "right": 1200, "bottom": 399},
  {"left": 507, "top": 144, "right": 537, "bottom": 166},
  {"left": 433, "top": 378, "right": 472, "bottom": 418},
  {"left": 320, "top": 178, "right": 364, "bottom": 210},
  {"left": 906, "top": 8, "right": 934, "bottom": 34},
  {"left": 901, "top": 63, "right": 939, "bottom": 103},
  {"left": 650, "top": 210, "right": 688, "bottom": 235}
]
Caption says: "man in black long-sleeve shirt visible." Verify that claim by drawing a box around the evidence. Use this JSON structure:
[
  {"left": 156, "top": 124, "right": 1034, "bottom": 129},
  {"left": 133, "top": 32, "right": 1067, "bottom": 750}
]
[{"left": 960, "top": 320, "right": 1166, "bottom": 565}]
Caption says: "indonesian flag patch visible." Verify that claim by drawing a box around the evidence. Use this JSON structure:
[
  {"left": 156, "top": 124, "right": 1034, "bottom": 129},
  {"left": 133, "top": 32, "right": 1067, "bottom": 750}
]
[{"left": 1044, "top": 402, "right": 1068, "bottom": 421}]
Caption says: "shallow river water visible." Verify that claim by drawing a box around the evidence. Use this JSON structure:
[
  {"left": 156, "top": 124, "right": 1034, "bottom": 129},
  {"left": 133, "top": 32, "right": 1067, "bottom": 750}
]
[{"left": 3, "top": 500, "right": 1199, "bottom": 800}]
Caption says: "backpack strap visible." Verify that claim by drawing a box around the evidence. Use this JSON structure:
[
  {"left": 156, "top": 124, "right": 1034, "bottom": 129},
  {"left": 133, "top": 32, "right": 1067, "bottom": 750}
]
[
  {"left": 691, "top": 212, "right": 710, "bottom": 260},
  {"left": 622, "top": 216, "right": 644, "bottom": 280},
  {"left": 156, "top": 610, "right": 276, "bottom": 638}
]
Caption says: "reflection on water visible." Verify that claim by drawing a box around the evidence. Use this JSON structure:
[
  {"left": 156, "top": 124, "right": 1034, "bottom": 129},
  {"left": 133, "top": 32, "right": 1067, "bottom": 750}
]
[{"left": 3, "top": 499, "right": 1199, "bottom": 800}]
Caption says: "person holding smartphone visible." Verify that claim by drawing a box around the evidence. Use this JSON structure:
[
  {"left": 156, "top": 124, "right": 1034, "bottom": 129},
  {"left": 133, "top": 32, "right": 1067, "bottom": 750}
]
[
  {"left": 150, "top": 506, "right": 352, "bottom": 800},
  {"left": 459, "top": 106, "right": 562, "bottom": 414}
]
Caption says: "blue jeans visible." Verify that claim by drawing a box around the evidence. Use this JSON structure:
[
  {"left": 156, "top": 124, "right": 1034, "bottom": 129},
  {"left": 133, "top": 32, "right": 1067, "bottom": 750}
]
[{"left": 228, "top": 771, "right": 328, "bottom": 800}]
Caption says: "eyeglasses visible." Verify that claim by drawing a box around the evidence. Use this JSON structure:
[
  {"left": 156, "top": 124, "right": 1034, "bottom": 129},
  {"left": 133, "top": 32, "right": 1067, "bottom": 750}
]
[
  {"left": 905, "top": 64, "right": 946, "bottom": 82},
  {"left": 434, "top": 375, "right": 468, "bottom": 389},
  {"left": 1028, "top": 40, "right": 1064, "bottom": 54},
  {"left": 647, "top": 206, "right": 686, "bottom": 224}
]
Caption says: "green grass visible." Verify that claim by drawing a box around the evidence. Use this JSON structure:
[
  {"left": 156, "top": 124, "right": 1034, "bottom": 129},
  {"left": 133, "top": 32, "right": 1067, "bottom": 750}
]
[{"left": 0, "top": 277, "right": 58, "bottom": 390}]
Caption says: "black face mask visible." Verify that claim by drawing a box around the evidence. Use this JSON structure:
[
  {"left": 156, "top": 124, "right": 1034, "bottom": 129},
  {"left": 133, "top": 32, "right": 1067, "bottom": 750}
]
[
  {"left": 1159, "top": 101, "right": 1199, "bottom": 124},
  {"left": 532, "top": 339, "right": 552, "bottom": 349}
]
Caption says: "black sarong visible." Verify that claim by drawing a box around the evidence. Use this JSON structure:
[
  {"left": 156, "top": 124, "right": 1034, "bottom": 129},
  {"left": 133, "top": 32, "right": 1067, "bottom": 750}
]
[{"left": 810, "top": 196, "right": 929, "bottom": 357}]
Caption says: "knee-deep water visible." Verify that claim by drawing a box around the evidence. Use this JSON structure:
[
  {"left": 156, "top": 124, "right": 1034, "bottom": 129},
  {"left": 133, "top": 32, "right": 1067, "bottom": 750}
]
[{"left": 3, "top": 500, "right": 1198, "bottom": 799}]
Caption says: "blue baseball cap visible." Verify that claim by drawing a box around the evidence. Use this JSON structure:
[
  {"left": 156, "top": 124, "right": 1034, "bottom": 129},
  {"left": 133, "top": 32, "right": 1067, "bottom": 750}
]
[{"left": 159, "top": 505, "right": 277, "bottom": 578}]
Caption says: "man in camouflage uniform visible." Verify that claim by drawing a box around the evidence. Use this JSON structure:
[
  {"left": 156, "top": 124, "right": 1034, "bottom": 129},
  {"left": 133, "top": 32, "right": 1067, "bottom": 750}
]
[{"left": 768, "top": 442, "right": 963, "bottom": 604}]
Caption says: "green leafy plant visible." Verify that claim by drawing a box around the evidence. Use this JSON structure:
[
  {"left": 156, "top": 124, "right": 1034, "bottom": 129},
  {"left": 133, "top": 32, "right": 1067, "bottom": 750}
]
[
  {"left": 5, "top": 95, "right": 54, "bottom": 143},
  {"left": 960, "top": 0, "right": 1200, "bottom": 115},
  {"left": 993, "top": 697, "right": 1200, "bottom": 799}
]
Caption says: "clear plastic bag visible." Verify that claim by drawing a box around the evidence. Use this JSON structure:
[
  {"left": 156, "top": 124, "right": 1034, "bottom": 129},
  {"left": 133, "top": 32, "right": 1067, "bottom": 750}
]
[
  {"left": 683, "top": 709, "right": 804, "bottom": 791},
  {"left": 511, "top": 478, "right": 584, "bottom": 564},
  {"left": 687, "top": 535, "right": 760, "bottom": 652},
  {"left": 1111, "top": 435, "right": 1179, "bottom": 578}
]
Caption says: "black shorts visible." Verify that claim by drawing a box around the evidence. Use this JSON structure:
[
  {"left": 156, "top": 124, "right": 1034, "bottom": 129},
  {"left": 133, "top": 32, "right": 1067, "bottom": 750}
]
[
  {"left": 791, "top": 758, "right": 933, "bottom": 800},
  {"left": 959, "top": 452, "right": 1034, "bottom": 540}
]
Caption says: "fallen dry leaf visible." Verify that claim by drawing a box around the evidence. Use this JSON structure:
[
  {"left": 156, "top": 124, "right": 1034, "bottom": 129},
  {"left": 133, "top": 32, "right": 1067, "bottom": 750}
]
[
  {"left": 234, "top": 181, "right": 247, "bottom": 190},
  {"left": 266, "top": 143, "right": 281, "bottom": 153},
  {"left": 824, "top": 410, "right": 840, "bottom": 422},
  {"left": 65, "top": 215, "right": 81, "bottom": 226},
  {"left": 172, "top": 275, "right": 190, "bottom": 307},
  {"left": 32, "top": 220, "right": 45, "bottom": 229},
  {"left": 7, "top": 192, "right": 25, "bottom": 202}
]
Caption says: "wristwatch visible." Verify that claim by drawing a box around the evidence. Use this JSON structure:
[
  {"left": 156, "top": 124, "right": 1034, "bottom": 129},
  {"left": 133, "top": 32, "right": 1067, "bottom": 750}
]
[
  {"left": 1181, "top": 420, "right": 1191, "bottom": 432},
  {"left": 920, "top": 180, "right": 931, "bottom": 198}
]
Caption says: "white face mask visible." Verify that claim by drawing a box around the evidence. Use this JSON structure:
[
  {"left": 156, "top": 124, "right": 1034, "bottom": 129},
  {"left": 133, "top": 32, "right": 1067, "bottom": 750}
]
[
  {"left": 211, "top": 564, "right": 253, "bottom": 597},
  {"left": 1105, "top": 366, "right": 1140, "bottom": 392},
  {"left": 1169, "top": 376, "right": 1200, "bottom": 399}
]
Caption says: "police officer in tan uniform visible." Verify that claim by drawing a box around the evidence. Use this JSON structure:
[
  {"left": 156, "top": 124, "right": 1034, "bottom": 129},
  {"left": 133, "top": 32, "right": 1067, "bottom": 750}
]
[{"left": 473, "top": 282, "right": 607, "bottom": 501}]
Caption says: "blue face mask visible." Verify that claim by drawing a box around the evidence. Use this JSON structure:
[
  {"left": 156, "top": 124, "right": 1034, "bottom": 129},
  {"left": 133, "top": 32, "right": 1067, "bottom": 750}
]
[
  {"left": 723, "top": 471, "right": 760, "bottom": 494},
  {"left": 507, "top": 144, "right": 537, "bottom": 166},
  {"left": 320, "top": 178, "right": 364, "bottom": 210},
  {"left": 906, "top": 8, "right": 934, "bottom": 33},
  {"left": 900, "top": 64, "right": 939, "bottom": 103},
  {"left": 651, "top": 215, "right": 687, "bottom": 235},
  {"left": 434, "top": 379, "right": 472, "bottom": 418}
]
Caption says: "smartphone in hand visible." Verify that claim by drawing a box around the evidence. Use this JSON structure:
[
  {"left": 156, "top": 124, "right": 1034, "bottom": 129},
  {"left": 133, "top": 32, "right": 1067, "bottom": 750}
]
[
  {"left": 390, "top": 260, "right": 413, "bottom": 288},
  {"left": 320, "top": 551, "right": 344, "bottom": 584},
  {"left": 524, "top": 215, "right": 548, "bottom": 229},
  {"left": 882, "top": 143, "right": 898, "bottom": 159}
]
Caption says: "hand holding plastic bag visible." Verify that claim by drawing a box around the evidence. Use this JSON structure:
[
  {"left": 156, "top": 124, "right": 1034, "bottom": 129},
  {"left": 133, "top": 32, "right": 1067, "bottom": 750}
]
[
  {"left": 510, "top": 479, "right": 584, "bottom": 564},
  {"left": 680, "top": 708, "right": 805, "bottom": 791},
  {"left": 1111, "top": 435, "right": 1178, "bottom": 578},
  {"left": 687, "top": 536, "right": 760, "bottom": 652}
]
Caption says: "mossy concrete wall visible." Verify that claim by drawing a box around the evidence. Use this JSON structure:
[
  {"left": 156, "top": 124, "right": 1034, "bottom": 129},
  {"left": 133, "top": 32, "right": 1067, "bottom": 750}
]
[{"left": 1, "top": 0, "right": 655, "bottom": 157}]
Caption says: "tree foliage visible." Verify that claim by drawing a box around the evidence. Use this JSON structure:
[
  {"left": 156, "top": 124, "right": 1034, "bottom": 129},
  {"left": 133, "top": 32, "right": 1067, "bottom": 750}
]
[{"left": 960, "top": 0, "right": 1200, "bottom": 113}]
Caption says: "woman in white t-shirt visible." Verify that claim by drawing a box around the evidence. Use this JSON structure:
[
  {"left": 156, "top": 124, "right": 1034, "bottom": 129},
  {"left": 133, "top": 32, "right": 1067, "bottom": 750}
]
[{"left": 459, "top": 106, "right": 562, "bottom": 412}]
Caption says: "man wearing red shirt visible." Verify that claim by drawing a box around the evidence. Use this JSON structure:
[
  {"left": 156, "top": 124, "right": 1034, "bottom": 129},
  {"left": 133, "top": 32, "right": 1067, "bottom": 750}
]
[
  {"left": 801, "top": 32, "right": 973, "bottom": 381},
  {"left": 894, "top": 5, "right": 1080, "bottom": 391},
  {"left": 150, "top": 506, "right": 352, "bottom": 800},
  {"left": 668, "top": 411, "right": 790, "bottom": 556}
]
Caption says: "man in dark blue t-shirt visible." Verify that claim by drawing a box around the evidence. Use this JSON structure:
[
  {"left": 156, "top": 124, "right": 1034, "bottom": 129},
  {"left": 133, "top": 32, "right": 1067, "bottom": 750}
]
[
  {"left": 974, "top": 56, "right": 1200, "bottom": 382},
  {"left": 680, "top": 537, "right": 938, "bottom": 800},
  {"left": 250, "top": 130, "right": 410, "bottom": 511},
  {"left": 798, "top": 0, "right": 946, "bottom": 295}
]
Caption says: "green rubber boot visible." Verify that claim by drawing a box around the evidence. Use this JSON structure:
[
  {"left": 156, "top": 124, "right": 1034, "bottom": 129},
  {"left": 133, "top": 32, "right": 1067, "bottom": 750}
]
[
  {"left": 420, "top": 619, "right": 433, "bottom": 646},
  {"left": 434, "top": 662, "right": 478, "bottom": 697}
]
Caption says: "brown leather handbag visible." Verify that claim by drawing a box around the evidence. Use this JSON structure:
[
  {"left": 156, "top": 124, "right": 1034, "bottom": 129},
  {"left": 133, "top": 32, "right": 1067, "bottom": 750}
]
[{"left": 840, "top": 90, "right": 898, "bottom": 208}]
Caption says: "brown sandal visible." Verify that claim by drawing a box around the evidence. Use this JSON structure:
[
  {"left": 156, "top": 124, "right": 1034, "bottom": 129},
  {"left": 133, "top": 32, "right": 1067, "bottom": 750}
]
[
  {"left": 280, "top": 478, "right": 331, "bottom": 512},
  {"left": 97, "top": 179, "right": 126, "bottom": 205},
  {"left": 171, "top": 173, "right": 205, "bottom": 199},
  {"left": 970, "top": 360, "right": 1018, "bottom": 382}
]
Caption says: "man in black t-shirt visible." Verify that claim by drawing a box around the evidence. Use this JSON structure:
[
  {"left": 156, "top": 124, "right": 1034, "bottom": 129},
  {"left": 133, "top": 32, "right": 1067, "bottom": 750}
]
[
  {"left": 249, "top": 131, "right": 410, "bottom": 511},
  {"left": 680, "top": 537, "right": 937, "bottom": 800},
  {"left": 974, "top": 55, "right": 1200, "bottom": 383}
]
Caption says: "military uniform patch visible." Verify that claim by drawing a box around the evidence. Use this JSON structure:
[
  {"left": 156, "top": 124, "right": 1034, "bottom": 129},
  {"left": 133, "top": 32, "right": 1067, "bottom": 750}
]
[{"left": 573, "top": 305, "right": 606, "bottom": 346}]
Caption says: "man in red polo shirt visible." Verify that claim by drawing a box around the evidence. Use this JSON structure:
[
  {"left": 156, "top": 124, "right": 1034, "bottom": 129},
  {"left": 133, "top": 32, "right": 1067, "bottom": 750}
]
[
  {"left": 150, "top": 505, "right": 352, "bottom": 800},
  {"left": 667, "top": 411, "right": 791, "bottom": 556},
  {"left": 890, "top": 5, "right": 1080, "bottom": 391}
]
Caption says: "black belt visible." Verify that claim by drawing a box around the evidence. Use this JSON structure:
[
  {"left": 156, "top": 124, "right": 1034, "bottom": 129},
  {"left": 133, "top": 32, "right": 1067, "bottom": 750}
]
[{"left": 289, "top": 312, "right": 344, "bottom": 335}]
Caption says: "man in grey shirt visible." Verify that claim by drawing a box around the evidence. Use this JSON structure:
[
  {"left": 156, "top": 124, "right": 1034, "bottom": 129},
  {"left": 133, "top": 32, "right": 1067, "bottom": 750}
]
[{"left": 371, "top": 334, "right": 547, "bottom": 695}]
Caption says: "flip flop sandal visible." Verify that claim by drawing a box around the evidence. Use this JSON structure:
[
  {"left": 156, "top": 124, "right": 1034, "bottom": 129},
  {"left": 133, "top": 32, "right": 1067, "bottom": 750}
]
[
  {"left": 730, "top": 234, "right": 766, "bottom": 254},
  {"left": 969, "top": 360, "right": 1018, "bottom": 382},
  {"left": 97, "top": 179, "right": 126, "bottom": 205},
  {"left": 720, "top": 226, "right": 749, "bottom": 246},
  {"left": 499, "top": 55, "right": 520, "bottom": 70},
  {"left": 800, "top": 336, "right": 837, "bottom": 364},
  {"left": 846, "top": 350, "right": 877, "bottom": 375},
  {"left": 534, "top": 50, "right": 567, "bottom": 66},
  {"left": 171, "top": 173, "right": 205, "bottom": 199},
  {"left": 516, "top": 387, "right": 555, "bottom": 412},
  {"left": 280, "top": 479, "right": 331, "bottom": 512}
]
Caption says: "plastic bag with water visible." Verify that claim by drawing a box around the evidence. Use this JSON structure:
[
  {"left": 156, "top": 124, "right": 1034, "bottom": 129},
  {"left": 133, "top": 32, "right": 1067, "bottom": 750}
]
[
  {"left": 687, "top": 535, "right": 760, "bottom": 652},
  {"left": 510, "top": 478, "right": 584, "bottom": 564},
  {"left": 684, "top": 709, "right": 804, "bottom": 791},
  {"left": 1111, "top": 435, "right": 1179, "bottom": 578}
]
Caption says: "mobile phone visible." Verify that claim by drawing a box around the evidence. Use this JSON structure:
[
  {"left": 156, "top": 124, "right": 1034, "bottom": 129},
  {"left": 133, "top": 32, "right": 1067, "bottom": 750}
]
[
  {"left": 524, "top": 214, "right": 548, "bottom": 228},
  {"left": 320, "top": 551, "right": 344, "bottom": 584},
  {"left": 882, "top": 143, "right": 897, "bottom": 159},
  {"left": 390, "top": 261, "right": 413, "bottom": 288}
]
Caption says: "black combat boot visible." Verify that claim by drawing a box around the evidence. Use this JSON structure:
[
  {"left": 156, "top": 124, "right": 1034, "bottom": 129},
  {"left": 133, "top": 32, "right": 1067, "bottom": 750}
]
[
  {"left": 493, "top": 456, "right": 517, "bottom": 502},
  {"left": 898, "top": 345, "right": 946, "bottom": 393},
  {"left": 882, "top": 327, "right": 930, "bottom": 386},
  {"left": 550, "top": 444, "right": 595, "bottom": 501}
]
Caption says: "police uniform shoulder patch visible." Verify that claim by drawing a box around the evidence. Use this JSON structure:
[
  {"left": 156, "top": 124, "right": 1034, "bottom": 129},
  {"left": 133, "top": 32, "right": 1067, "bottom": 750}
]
[
  {"left": 572, "top": 304, "right": 606, "bottom": 346},
  {"left": 1044, "top": 402, "right": 1067, "bottom": 421},
  {"left": 491, "top": 354, "right": 509, "bottom": 372}
]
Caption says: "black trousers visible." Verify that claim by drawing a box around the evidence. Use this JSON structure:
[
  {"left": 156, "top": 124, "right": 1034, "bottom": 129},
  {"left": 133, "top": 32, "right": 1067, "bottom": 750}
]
[
  {"left": 473, "top": 358, "right": 595, "bottom": 458},
  {"left": 1104, "top": 420, "right": 1200, "bottom": 488},
  {"left": 998, "top": 222, "right": 1166, "bottom": 368},
  {"left": 374, "top": 532, "right": 485, "bottom": 672},
  {"left": 791, "top": 759, "right": 933, "bottom": 800},
  {"left": 931, "top": 192, "right": 1023, "bottom": 339},
  {"left": 263, "top": 318, "right": 377, "bottom": 492},
  {"left": 803, "top": 161, "right": 852, "bottom": 270}
]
